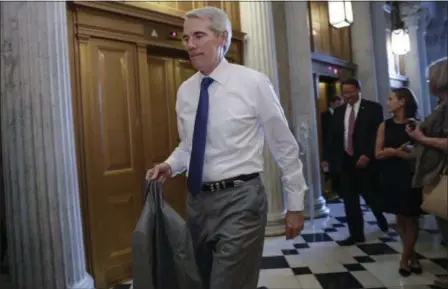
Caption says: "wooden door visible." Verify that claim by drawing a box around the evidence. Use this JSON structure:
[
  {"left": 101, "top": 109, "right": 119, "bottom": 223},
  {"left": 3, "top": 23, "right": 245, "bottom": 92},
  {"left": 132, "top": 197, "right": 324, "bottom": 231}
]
[
  {"left": 317, "top": 80, "right": 328, "bottom": 159},
  {"left": 78, "top": 37, "right": 198, "bottom": 286},
  {"left": 140, "top": 51, "right": 196, "bottom": 219},
  {"left": 78, "top": 37, "right": 145, "bottom": 287}
]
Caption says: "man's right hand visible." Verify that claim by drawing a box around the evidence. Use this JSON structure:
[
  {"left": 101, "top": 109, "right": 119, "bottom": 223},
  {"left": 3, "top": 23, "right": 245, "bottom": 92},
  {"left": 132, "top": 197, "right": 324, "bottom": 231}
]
[
  {"left": 145, "top": 162, "right": 172, "bottom": 183},
  {"left": 321, "top": 161, "right": 329, "bottom": 173}
]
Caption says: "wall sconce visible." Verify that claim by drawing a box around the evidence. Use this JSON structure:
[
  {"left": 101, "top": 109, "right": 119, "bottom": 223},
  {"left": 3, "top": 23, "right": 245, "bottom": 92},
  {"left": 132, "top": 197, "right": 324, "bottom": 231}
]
[
  {"left": 391, "top": 28, "right": 410, "bottom": 55},
  {"left": 390, "top": 2, "right": 410, "bottom": 55},
  {"left": 328, "top": 0, "right": 354, "bottom": 28}
]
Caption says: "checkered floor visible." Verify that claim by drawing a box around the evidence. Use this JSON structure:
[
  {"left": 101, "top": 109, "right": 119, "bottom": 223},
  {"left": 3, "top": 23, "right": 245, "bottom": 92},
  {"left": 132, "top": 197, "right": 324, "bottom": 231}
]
[{"left": 114, "top": 198, "right": 447, "bottom": 289}]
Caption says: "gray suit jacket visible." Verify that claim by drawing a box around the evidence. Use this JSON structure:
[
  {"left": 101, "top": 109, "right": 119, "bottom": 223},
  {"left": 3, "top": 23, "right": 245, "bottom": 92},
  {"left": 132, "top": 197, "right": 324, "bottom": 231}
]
[{"left": 132, "top": 181, "right": 202, "bottom": 289}]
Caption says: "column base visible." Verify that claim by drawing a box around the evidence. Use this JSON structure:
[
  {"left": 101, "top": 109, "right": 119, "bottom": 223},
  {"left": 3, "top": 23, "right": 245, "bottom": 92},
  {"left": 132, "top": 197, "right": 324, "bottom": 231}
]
[
  {"left": 265, "top": 212, "right": 286, "bottom": 236},
  {"left": 303, "top": 196, "right": 330, "bottom": 220},
  {"left": 70, "top": 273, "right": 94, "bottom": 289}
]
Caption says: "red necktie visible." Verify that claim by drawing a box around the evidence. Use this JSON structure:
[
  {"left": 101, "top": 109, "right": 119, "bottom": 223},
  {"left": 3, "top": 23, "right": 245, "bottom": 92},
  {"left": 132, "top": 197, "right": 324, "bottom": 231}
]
[{"left": 347, "top": 105, "right": 355, "bottom": 156}]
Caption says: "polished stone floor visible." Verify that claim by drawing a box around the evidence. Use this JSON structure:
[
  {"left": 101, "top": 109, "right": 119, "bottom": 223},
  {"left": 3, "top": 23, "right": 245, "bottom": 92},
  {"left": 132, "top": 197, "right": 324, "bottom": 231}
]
[{"left": 114, "top": 198, "right": 447, "bottom": 289}]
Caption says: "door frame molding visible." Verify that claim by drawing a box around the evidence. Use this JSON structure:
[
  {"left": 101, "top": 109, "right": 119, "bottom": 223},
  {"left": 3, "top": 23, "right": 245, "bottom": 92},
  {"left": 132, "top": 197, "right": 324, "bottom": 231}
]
[
  {"left": 71, "top": 1, "right": 246, "bottom": 42},
  {"left": 311, "top": 52, "right": 357, "bottom": 80}
]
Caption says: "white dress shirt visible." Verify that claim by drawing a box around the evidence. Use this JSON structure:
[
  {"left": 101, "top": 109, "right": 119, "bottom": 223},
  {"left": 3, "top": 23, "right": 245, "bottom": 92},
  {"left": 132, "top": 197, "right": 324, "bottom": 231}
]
[
  {"left": 165, "top": 58, "right": 307, "bottom": 211},
  {"left": 344, "top": 98, "right": 361, "bottom": 152}
]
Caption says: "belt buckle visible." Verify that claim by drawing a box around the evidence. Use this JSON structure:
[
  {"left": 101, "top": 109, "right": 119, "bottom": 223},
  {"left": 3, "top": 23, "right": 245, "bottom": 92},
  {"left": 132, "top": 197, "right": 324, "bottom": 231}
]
[
  {"left": 233, "top": 180, "right": 244, "bottom": 187},
  {"left": 210, "top": 182, "right": 220, "bottom": 192}
]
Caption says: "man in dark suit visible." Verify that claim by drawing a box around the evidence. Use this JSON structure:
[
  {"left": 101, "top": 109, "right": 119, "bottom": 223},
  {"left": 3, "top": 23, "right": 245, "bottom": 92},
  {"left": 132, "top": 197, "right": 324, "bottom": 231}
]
[
  {"left": 322, "top": 78, "right": 388, "bottom": 246},
  {"left": 321, "top": 95, "right": 343, "bottom": 146},
  {"left": 321, "top": 95, "right": 343, "bottom": 197}
]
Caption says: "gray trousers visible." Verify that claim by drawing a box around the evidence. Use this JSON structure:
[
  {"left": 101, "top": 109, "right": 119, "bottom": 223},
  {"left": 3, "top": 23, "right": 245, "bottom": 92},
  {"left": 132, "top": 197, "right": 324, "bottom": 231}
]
[
  {"left": 187, "top": 178, "right": 267, "bottom": 289},
  {"left": 437, "top": 217, "right": 448, "bottom": 243}
]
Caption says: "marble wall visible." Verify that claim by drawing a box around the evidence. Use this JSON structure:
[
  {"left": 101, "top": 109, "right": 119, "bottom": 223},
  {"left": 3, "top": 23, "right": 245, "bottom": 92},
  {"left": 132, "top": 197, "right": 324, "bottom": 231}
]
[
  {"left": 370, "top": 2, "right": 392, "bottom": 113},
  {"left": 272, "top": 2, "right": 292, "bottom": 125},
  {"left": 351, "top": 1, "right": 391, "bottom": 108},
  {"left": 351, "top": 1, "right": 379, "bottom": 103},
  {"left": 424, "top": 2, "right": 448, "bottom": 110},
  {"left": 401, "top": 2, "right": 432, "bottom": 117}
]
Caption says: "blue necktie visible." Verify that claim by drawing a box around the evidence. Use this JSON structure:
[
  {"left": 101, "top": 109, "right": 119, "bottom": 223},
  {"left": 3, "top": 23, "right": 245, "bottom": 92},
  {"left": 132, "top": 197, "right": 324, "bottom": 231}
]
[{"left": 188, "top": 77, "right": 214, "bottom": 196}]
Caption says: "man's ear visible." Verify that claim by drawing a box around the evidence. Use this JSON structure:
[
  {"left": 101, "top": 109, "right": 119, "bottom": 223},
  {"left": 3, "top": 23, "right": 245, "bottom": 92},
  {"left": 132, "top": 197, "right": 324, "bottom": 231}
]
[{"left": 221, "top": 30, "right": 228, "bottom": 47}]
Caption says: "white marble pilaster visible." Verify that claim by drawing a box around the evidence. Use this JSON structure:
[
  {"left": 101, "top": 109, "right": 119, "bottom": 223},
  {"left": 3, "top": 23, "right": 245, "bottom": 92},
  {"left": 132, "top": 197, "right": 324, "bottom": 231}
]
[
  {"left": 284, "top": 1, "right": 329, "bottom": 219},
  {"left": 370, "top": 2, "right": 392, "bottom": 114},
  {"left": 401, "top": 2, "right": 432, "bottom": 117},
  {"left": 351, "top": 1, "right": 380, "bottom": 102},
  {"left": 424, "top": 2, "right": 448, "bottom": 110},
  {"left": 1, "top": 2, "right": 93, "bottom": 289},
  {"left": 240, "top": 1, "right": 286, "bottom": 236}
]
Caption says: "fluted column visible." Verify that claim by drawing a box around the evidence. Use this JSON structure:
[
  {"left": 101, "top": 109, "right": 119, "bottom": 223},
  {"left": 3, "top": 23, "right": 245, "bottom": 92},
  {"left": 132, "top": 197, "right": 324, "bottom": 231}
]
[
  {"left": 1, "top": 2, "right": 93, "bottom": 289},
  {"left": 401, "top": 2, "right": 432, "bottom": 117},
  {"left": 240, "top": 1, "right": 286, "bottom": 236},
  {"left": 284, "top": 2, "right": 329, "bottom": 219}
]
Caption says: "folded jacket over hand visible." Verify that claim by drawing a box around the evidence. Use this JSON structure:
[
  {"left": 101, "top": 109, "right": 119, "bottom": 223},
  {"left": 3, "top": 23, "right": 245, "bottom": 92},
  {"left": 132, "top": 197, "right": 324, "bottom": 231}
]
[{"left": 132, "top": 181, "right": 203, "bottom": 289}]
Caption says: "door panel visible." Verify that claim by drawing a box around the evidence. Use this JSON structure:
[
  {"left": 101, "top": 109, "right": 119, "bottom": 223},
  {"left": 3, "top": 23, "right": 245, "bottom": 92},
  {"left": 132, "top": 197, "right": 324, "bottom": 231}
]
[
  {"left": 317, "top": 81, "right": 328, "bottom": 159},
  {"left": 80, "top": 37, "right": 144, "bottom": 286},
  {"left": 142, "top": 56, "right": 176, "bottom": 165},
  {"left": 141, "top": 54, "right": 196, "bottom": 219},
  {"left": 173, "top": 59, "right": 198, "bottom": 88},
  {"left": 79, "top": 38, "right": 198, "bottom": 286}
]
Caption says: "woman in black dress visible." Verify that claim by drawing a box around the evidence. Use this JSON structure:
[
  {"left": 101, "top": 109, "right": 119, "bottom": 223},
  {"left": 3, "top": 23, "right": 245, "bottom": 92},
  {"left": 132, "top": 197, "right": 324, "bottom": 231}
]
[{"left": 375, "top": 87, "right": 424, "bottom": 277}]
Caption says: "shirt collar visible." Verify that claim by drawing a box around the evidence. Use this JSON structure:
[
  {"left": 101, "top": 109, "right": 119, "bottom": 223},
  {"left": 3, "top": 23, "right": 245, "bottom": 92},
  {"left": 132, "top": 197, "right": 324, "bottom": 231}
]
[
  {"left": 351, "top": 97, "right": 362, "bottom": 108},
  {"left": 199, "top": 58, "right": 229, "bottom": 85}
]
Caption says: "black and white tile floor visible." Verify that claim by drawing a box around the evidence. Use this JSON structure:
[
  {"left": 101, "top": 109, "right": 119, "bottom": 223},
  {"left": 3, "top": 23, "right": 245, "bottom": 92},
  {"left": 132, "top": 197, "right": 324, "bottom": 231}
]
[{"left": 114, "top": 199, "right": 447, "bottom": 289}]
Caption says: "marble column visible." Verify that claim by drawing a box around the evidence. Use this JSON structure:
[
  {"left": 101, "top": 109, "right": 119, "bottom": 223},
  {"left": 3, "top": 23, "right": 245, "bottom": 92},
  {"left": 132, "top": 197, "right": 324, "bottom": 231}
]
[
  {"left": 284, "top": 1, "right": 329, "bottom": 219},
  {"left": 240, "top": 1, "right": 286, "bottom": 236},
  {"left": 351, "top": 1, "right": 380, "bottom": 103},
  {"left": 370, "top": 2, "right": 392, "bottom": 113},
  {"left": 401, "top": 2, "right": 432, "bottom": 117},
  {"left": 424, "top": 2, "right": 448, "bottom": 110},
  {"left": 0, "top": 2, "right": 94, "bottom": 289}
]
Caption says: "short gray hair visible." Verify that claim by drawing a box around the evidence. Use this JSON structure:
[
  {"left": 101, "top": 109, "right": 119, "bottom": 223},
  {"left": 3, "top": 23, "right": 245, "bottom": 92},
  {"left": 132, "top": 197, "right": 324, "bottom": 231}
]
[
  {"left": 427, "top": 57, "right": 448, "bottom": 97},
  {"left": 185, "top": 6, "right": 232, "bottom": 55}
]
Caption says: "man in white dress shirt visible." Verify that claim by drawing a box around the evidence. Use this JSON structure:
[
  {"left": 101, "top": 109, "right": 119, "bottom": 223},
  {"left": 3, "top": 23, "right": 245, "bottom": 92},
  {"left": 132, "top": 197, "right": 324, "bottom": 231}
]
[{"left": 146, "top": 6, "right": 307, "bottom": 289}]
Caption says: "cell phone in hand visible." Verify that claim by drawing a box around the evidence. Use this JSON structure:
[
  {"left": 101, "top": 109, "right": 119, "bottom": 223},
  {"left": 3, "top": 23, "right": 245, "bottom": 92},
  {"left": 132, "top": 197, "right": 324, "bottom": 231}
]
[{"left": 407, "top": 118, "right": 417, "bottom": 130}]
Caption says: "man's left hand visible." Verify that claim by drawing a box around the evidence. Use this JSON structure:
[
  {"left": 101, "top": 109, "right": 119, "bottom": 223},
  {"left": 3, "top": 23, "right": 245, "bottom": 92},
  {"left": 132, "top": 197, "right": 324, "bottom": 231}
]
[
  {"left": 285, "top": 211, "right": 304, "bottom": 240},
  {"left": 356, "top": 155, "right": 370, "bottom": 168}
]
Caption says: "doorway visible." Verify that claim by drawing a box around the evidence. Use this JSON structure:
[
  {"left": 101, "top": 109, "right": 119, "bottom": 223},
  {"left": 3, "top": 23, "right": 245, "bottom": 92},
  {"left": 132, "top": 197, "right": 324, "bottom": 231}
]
[
  {"left": 142, "top": 46, "right": 196, "bottom": 220},
  {"left": 315, "top": 75, "right": 342, "bottom": 199},
  {"left": 316, "top": 75, "right": 341, "bottom": 158},
  {"left": 75, "top": 36, "right": 196, "bottom": 286}
]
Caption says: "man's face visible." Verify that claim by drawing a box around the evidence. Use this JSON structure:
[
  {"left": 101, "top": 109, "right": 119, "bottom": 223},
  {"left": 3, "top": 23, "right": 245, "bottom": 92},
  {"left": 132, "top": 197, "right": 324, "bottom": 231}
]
[
  {"left": 183, "top": 17, "right": 227, "bottom": 74},
  {"left": 342, "top": 84, "right": 360, "bottom": 105},
  {"left": 330, "top": 99, "right": 342, "bottom": 109}
]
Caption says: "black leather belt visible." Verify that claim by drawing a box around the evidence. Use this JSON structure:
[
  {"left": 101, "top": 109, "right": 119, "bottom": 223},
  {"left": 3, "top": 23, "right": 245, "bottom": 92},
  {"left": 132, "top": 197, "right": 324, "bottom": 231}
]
[{"left": 201, "top": 173, "right": 260, "bottom": 193}]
